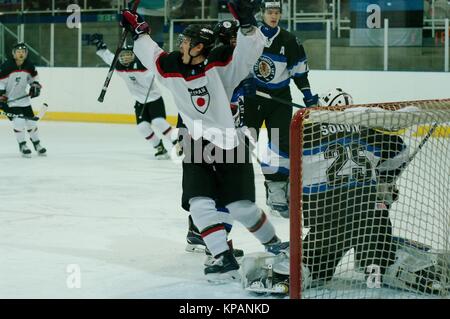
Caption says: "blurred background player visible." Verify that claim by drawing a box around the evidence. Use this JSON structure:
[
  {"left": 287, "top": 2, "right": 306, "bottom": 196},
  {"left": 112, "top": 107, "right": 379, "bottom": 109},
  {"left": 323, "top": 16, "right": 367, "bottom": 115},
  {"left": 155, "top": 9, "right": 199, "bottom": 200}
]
[
  {"left": 120, "top": 0, "right": 282, "bottom": 282},
  {"left": 241, "top": 89, "right": 450, "bottom": 296},
  {"left": 90, "top": 34, "right": 176, "bottom": 159},
  {"left": 0, "top": 42, "right": 46, "bottom": 158},
  {"left": 244, "top": 0, "right": 319, "bottom": 218}
]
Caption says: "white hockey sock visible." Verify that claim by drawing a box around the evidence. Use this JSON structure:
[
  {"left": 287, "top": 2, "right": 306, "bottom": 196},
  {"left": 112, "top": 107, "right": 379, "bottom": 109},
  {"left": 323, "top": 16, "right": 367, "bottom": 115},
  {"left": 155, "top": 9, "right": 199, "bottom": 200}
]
[
  {"left": 227, "top": 200, "right": 276, "bottom": 244},
  {"left": 13, "top": 118, "right": 26, "bottom": 143},
  {"left": 151, "top": 117, "right": 175, "bottom": 142},
  {"left": 190, "top": 197, "right": 229, "bottom": 257},
  {"left": 137, "top": 121, "right": 160, "bottom": 147},
  {"left": 26, "top": 121, "right": 40, "bottom": 142}
]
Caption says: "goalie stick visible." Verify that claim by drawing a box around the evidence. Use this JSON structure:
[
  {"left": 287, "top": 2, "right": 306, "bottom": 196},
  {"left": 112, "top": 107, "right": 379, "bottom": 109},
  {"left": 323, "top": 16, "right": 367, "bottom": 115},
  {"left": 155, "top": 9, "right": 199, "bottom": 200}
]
[
  {"left": 0, "top": 103, "right": 48, "bottom": 121},
  {"left": 97, "top": 0, "right": 141, "bottom": 102},
  {"left": 256, "top": 91, "right": 305, "bottom": 109}
]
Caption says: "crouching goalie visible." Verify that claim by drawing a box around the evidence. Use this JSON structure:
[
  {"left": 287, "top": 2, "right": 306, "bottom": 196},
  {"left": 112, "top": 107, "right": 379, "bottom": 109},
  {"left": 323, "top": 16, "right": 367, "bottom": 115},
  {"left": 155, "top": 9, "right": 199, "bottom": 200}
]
[{"left": 240, "top": 89, "right": 450, "bottom": 297}]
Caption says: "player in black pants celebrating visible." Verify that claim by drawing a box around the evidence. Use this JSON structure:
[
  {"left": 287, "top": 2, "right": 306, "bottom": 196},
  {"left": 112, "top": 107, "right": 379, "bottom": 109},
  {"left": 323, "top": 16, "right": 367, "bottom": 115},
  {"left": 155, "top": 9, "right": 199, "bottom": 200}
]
[
  {"left": 120, "top": 0, "right": 282, "bottom": 282},
  {"left": 0, "top": 43, "right": 46, "bottom": 157},
  {"left": 244, "top": 0, "right": 318, "bottom": 218}
]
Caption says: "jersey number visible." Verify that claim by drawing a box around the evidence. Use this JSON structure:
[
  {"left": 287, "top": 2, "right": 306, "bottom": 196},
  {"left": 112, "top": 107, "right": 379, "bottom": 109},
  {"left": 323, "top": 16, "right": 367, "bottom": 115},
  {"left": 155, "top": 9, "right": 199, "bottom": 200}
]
[{"left": 324, "top": 143, "right": 373, "bottom": 186}]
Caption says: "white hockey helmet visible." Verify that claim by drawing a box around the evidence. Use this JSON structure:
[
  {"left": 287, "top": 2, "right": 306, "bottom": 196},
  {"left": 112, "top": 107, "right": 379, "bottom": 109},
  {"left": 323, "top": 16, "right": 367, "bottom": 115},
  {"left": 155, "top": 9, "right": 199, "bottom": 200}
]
[{"left": 318, "top": 88, "right": 353, "bottom": 106}]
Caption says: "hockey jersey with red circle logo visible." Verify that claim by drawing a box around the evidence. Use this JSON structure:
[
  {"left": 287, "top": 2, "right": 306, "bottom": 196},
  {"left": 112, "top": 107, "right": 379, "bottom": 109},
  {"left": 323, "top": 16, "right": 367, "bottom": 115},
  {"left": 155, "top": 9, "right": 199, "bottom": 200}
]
[{"left": 133, "top": 29, "right": 266, "bottom": 149}]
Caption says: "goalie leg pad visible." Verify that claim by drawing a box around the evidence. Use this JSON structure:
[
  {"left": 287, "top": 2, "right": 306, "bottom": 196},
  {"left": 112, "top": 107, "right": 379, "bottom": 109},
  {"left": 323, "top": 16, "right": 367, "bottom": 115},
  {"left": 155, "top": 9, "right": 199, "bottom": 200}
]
[{"left": 383, "top": 246, "right": 450, "bottom": 296}]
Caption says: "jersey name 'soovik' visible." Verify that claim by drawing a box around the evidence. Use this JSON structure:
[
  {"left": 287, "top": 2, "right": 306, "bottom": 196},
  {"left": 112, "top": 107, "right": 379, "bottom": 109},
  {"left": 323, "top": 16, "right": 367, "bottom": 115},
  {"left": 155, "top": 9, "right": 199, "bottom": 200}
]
[
  {"left": 252, "top": 27, "right": 309, "bottom": 98},
  {"left": 133, "top": 29, "right": 266, "bottom": 149},
  {"left": 0, "top": 59, "right": 38, "bottom": 107}
]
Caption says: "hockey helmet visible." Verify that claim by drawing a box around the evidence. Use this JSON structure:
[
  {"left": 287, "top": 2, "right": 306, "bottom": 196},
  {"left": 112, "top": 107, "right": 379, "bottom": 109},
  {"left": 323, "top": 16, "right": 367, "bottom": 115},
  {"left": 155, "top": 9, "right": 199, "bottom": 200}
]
[
  {"left": 318, "top": 88, "right": 353, "bottom": 106},
  {"left": 118, "top": 45, "right": 135, "bottom": 66},
  {"left": 12, "top": 42, "right": 28, "bottom": 59},
  {"left": 182, "top": 24, "right": 215, "bottom": 52},
  {"left": 214, "top": 20, "right": 239, "bottom": 46},
  {"left": 261, "top": 0, "right": 282, "bottom": 13}
]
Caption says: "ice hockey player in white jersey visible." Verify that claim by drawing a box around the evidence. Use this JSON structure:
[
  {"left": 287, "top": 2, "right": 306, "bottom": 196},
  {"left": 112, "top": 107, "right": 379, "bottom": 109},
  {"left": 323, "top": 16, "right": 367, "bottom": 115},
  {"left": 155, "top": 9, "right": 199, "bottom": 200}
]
[
  {"left": 0, "top": 42, "right": 46, "bottom": 157},
  {"left": 91, "top": 35, "right": 176, "bottom": 159},
  {"left": 241, "top": 89, "right": 450, "bottom": 296},
  {"left": 120, "top": 0, "right": 283, "bottom": 282}
]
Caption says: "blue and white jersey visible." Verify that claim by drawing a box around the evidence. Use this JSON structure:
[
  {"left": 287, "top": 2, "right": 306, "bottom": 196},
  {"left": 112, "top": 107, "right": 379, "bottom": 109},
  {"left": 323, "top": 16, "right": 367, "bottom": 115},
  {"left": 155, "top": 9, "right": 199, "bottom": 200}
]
[
  {"left": 252, "top": 26, "right": 309, "bottom": 98},
  {"left": 301, "top": 123, "right": 409, "bottom": 195}
]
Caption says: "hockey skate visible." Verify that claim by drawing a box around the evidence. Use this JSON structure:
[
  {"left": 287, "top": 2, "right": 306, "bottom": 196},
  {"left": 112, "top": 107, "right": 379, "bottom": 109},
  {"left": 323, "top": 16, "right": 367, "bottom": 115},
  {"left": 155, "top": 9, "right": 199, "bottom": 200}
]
[
  {"left": 242, "top": 251, "right": 311, "bottom": 296},
  {"left": 18, "top": 141, "right": 32, "bottom": 158},
  {"left": 185, "top": 215, "right": 206, "bottom": 253},
  {"left": 32, "top": 140, "right": 47, "bottom": 156},
  {"left": 204, "top": 240, "right": 244, "bottom": 266},
  {"left": 204, "top": 249, "right": 240, "bottom": 283},
  {"left": 265, "top": 181, "right": 289, "bottom": 218},
  {"left": 154, "top": 140, "right": 169, "bottom": 160}
]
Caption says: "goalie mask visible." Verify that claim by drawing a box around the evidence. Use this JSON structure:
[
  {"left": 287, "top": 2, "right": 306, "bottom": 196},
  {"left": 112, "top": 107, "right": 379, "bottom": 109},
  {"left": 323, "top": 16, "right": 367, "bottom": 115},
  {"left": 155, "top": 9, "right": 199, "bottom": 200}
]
[
  {"left": 318, "top": 88, "right": 353, "bottom": 106},
  {"left": 118, "top": 46, "right": 135, "bottom": 66}
]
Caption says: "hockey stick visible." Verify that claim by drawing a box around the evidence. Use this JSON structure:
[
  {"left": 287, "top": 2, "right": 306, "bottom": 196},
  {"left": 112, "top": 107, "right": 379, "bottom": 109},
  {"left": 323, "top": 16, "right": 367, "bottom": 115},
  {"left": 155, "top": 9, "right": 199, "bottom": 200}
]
[
  {"left": 408, "top": 122, "right": 438, "bottom": 163},
  {"left": 97, "top": 0, "right": 141, "bottom": 103},
  {"left": 1, "top": 103, "right": 48, "bottom": 121},
  {"left": 138, "top": 75, "right": 155, "bottom": 119},
  {"left": 256, "top": 91, "right": 305, "bottom": 109},
  {"left": 6, "top": 94, "right": 30, "bottom": 104}
]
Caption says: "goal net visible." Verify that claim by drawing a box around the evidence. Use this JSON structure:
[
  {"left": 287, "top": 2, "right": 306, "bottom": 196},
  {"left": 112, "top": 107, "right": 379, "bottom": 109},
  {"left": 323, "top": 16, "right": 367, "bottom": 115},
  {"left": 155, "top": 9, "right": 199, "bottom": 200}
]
[{"left": 289, "top": 99, "right": 450, "bottom": 299}]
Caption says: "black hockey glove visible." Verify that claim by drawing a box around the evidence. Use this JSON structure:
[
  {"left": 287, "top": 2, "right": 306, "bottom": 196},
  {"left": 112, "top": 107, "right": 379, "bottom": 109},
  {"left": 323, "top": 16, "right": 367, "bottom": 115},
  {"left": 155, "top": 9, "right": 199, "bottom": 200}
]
[
  {"left": 0, "top": 97, "right": 8, "bottom": 111},
  {"left": 29, "top": 82, "right": 42, "bottom": 98},
  {"left": 0, "top": 91, "right": 7, "bottom": 107},
  {"left": 90, "top": 33, "right": 107, "bottom": 51},
  {"left": 227, "top": 0, "right": 258, "bottom": 29},
  {"left": 241, "top": 76, "right": 256, "bottom": 97},
  {"left": 120, "top": 9, "right": 151, "bottom": 40}
]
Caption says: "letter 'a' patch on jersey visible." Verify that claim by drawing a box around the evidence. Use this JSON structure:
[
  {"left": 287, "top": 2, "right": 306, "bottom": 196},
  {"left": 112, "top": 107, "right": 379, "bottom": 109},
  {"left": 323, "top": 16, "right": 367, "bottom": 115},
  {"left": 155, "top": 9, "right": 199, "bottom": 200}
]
[
  {"left": 189, "top": 86, "right": 210, "bottom": 114},
  {"left": 253, "top": 56, "right": 276, "bottom": 83}
]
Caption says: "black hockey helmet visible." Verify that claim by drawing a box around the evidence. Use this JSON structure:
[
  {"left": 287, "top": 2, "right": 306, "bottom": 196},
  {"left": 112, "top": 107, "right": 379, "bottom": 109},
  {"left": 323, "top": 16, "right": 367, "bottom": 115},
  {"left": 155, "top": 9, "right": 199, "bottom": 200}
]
[
  {"left": 12, "top": 42, "right": 28, "bottom": 56},
  {"left": 182, "top": 24, "right": 215, "bottom": 52},
  {"left": 118, "top": 45, "right": 135, "bottom": 66},
  {"left": 260, "top": 0, "right": 282, "bottom": 13},
  {"left": 214, "top": 20, "right": 239, "bottom": 46}
]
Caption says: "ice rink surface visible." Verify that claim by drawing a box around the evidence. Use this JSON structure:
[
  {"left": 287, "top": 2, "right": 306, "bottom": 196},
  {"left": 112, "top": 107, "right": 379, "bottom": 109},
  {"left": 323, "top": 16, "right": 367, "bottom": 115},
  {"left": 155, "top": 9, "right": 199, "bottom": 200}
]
[
  {"left": 1, "top": 120, "right": 447, "bottom": 299},
  {"left": 0, "top": 121, "right": 290, "bottom": 299}
]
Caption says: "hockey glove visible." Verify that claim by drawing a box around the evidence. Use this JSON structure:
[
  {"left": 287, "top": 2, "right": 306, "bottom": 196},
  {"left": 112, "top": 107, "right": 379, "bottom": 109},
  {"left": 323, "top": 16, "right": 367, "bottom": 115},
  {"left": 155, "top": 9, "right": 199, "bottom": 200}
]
[
  {"left": 120, "top": 9, "right": 150, "bottom": 40},
  {"left": 29, "top": 82, "right": 42, "bottom": 98},
  {"left": 242, "top": 76, "right": 256, "bottom": 97},
  {"left": 227, "top": 0, "right": 258, "bottom": 29},
  {"left": 230, "top": 97, "right": 245, "bottom": 128},
  {"left": 90, "top": 33, "right": 107, "bottom": 51},
  {"left": 302, "top": 89, "right": 319, "bottom": 107}
]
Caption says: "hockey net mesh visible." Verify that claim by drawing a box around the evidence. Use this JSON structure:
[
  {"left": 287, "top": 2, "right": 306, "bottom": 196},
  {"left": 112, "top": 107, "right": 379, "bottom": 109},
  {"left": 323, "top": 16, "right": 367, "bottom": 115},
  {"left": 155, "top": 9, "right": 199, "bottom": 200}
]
[{"left": 289, "top": 99, "right": 450, "bottom": 299}]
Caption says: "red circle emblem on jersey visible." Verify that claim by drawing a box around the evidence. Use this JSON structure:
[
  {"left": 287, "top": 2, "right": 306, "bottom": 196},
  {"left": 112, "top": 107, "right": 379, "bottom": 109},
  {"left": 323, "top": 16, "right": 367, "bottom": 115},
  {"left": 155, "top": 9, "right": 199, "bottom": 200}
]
[{"left": 197, "top": 97, "right": 206, "bottom": 107}]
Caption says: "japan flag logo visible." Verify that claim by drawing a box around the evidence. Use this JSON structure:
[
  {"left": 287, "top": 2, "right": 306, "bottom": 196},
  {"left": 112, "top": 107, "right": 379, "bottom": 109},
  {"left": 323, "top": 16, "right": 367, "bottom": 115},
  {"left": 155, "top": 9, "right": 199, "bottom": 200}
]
[{"left": 189, "top": 86, "right": 210, "bottom": 114}]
